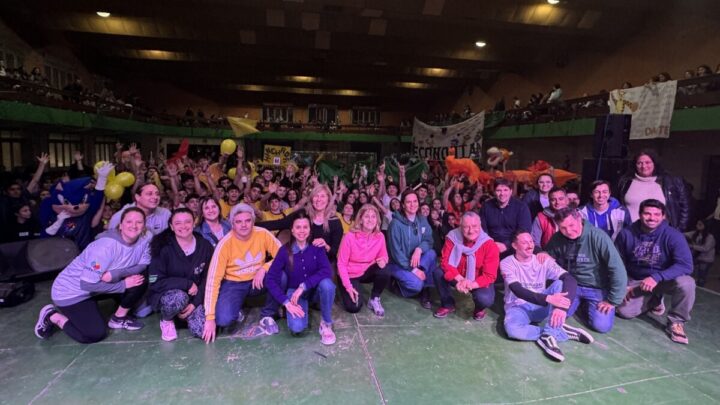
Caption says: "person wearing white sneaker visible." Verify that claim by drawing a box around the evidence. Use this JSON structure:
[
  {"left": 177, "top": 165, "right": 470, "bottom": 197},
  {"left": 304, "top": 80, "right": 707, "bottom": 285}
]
[
  {"left": 337, "top": 204, "right": 390, "bottom": 317},
  {"left": 615, "top": 200, "right": 695, "bottom": 345},
  {"left": 148, "top": 208, "right": 214, "bottom": 341},
  {"left": 501, "top": 232, "right": 593, "bottom": 362},
  {"left": 266, "top": 213, "right": 336, "bottom": 344},
  {"left": 37, "top": 207, "right": 151, "bottom": 344},
  {"left": 201, "top": 204, "right": 283, "bottom": 343}
]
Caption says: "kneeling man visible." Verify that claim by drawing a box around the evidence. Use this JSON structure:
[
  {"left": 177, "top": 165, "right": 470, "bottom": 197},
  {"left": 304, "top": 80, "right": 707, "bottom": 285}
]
[{"left": 615, "top": 199, "right": 695, "bottom": 344}]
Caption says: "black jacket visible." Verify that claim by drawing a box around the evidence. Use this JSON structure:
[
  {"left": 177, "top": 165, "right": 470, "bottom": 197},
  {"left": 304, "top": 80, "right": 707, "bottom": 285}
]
[
  {"left": 521, "top": 188, "right": 544, "bottom": 219},
  {"left": 617, "top": 174, "right": 690, "bottom": 231},
  {"left": 148, "top": 232, "right": 214, "bottom": 309}
]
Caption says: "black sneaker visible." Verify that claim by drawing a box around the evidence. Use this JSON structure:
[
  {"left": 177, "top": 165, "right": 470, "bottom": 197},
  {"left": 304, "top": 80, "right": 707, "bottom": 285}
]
[
  {"left": 536, "top": 334, "right": 565, "bottom": 362},
  {"left": 562, "top": 324, "right": 594, "bottom": 344},
  {"left": 35, "top": 304, "right": 57, "bottom": 339},
  {"left": 108, "top": 315, "right": 144, "bottom": 331},
  {"left": 419, "top": 289, "right": 432, "bottom": 310}
]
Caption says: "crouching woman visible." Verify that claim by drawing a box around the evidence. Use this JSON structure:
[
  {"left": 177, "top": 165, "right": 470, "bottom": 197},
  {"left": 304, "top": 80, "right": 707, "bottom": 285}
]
[
  {"left": 148, "top": 208, "right": 214, "bottom": 341},
  {"left": 35, "top": 207, "right": 151, "bottom": 343},
  {"left": 266, "top": 213, "right": 337, "bottom": 345}
]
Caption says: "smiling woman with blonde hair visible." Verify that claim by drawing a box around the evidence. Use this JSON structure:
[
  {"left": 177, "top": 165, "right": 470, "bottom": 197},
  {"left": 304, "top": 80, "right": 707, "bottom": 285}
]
[
  {"left": 257, "top": 183, "right": 343, "bottom": 262},
  {"left": 337, "top": 204, "right": 390, "bottom": 316}
]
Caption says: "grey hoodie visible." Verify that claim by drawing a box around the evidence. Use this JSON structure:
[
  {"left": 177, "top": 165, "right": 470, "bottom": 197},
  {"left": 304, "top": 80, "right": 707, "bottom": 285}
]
[{"left": 51, "top": 229, "right": 151, "bottom": 306}]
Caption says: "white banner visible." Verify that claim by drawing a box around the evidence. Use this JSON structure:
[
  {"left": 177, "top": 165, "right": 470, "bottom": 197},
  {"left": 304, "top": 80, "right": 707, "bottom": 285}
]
[
  {"left": 608, "top": 81, "right": 677, "bottom": 140},
  {"left": 412, "top": 112, "right": 484, "bottom": 160}
]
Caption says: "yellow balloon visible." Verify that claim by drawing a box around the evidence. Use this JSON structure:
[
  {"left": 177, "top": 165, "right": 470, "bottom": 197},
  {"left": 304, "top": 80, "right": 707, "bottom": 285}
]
[
  {"left": 228, "top": 167, "right": 237, "bottom": 180},
  {"left": 220, "top": 139, "right": 237, "bottom": 155},
  {"left": 93, "top": 160, "right": 116, "bottom": 182},
  {"left": 115, "top": 172, "right": 136, "bottom": 188},
  {"left": 104, "top": 183, "right": 125, "bottom": 201}
]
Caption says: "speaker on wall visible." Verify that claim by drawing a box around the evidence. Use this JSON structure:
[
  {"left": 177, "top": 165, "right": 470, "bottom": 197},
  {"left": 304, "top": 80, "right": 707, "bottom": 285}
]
[{"left": 593, "top": 114, "right": 631, "bottom": 159}]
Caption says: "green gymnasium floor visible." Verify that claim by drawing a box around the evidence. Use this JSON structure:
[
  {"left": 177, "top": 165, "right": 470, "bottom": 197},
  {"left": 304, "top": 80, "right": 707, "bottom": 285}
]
[{"left": 2, "top": 281, "right": 720, "bottom": 405}]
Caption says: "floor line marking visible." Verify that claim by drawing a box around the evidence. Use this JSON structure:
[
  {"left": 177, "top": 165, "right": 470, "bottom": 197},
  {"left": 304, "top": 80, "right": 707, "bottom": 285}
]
[
  {"left": 606, "top": 336, "right": 652, "bottom": 362},
  {"left": 609, "top": 336, "right": 720, "bottom": 403},
  {"left": 698, "top": 286, "right": 720, "bottom": 297},
  {"left": 29, "top": 346, "right": 89, "bottom": 405},
  {"left": 505, "top": 368, "right": 720, "bottom": 404},
  {"left": 353, "top": 314, "right": 387, "bottom": 405}
]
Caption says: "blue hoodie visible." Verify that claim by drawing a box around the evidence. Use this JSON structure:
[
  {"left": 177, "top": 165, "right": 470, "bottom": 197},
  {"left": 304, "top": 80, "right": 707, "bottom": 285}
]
[
  {"left": 579, "top": 197, "right": 632, "bottom": 241},
  {"left": 387, "top": 211, "right": 434, "bottom": 269},
  {"left": 614, "top": 220, "right": 693, "bottom": 282}
]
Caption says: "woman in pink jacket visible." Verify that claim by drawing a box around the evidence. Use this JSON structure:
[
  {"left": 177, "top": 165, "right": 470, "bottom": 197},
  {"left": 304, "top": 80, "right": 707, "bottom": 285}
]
[{"left": 337, "top": 204, "right": 390, "bottom": 317}]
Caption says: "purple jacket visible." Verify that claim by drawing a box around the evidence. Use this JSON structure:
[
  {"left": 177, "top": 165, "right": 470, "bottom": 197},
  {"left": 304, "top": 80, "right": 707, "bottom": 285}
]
[{"left": 266, "top": 243, "right": 333, "bottom": 305}]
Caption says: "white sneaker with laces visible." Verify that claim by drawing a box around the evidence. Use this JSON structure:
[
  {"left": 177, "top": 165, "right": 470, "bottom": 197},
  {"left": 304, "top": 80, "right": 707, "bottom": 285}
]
[
  {"left": 319, "top": 321, "right": 336, "bottom": 345},
  {"left": 367, "top": 297, "right": 385, "bottom": 317},
  {"left": 160, "top": 320, "right": 177, "bottom": 341}
]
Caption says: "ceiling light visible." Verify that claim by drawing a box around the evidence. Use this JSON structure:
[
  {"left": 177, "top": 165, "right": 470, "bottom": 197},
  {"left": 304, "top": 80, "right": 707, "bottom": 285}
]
[
  {"left": 394, "top": 82, "right": 430, "bottom": 89},
  {"left": 96, "top": 11, "right": 111, "bottom": 18},
  {"left": 547, "top": 0, "right": 560, "bottom": 4},
  {"left": 475, "top": 41, "right": 487, "bottom": 48},
  {"left": 280, "top": 75, "right": 320, "bottom": 83},
  {"left": 415, "top": 67, "right": 456, "bottom": 77}
]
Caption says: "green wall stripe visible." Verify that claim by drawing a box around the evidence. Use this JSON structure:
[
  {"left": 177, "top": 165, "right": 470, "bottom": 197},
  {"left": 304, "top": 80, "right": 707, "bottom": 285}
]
[{"left": 1, "top": 100, "right": 719, "bottom": 142}]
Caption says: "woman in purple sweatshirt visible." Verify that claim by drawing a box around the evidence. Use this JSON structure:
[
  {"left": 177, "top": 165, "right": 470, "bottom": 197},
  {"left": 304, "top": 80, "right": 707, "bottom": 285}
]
[
  {"left": 266, "top": 213, "right": 337, "bottom": 345},
  {"left": 35, "top": 207, "right": 151, "bottom": 343}
]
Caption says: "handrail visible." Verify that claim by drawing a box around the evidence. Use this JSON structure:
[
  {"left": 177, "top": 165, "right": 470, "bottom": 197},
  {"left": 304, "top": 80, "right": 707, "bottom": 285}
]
[{"left": 1, "top": 73, "right": 719, "bottom": 132}]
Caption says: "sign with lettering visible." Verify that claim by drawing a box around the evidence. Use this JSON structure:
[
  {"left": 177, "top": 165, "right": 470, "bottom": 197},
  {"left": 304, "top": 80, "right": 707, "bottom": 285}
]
[
  {"left": 263, "top": 144, "right": 292, "bottom": 166},
  {"left": 608, "top": 81, "right": 677, "bottom": 140},
  {"left": 412, "top": 112, "right": 484, "bottom": 160}
]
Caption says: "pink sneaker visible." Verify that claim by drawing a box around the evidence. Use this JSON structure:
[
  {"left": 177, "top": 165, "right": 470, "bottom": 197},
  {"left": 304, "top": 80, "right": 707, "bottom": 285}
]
[
  {"left": 160, "top": 320, "right": 177, "bottom": 341},
  {"left": 319, "top": 321, "right": 336, "bottom": 345}
]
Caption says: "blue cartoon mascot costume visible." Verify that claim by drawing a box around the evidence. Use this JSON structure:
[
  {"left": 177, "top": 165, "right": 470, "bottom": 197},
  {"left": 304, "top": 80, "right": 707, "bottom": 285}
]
[{"left": 40, "top": 163, "right": 113, "bottom": 249}]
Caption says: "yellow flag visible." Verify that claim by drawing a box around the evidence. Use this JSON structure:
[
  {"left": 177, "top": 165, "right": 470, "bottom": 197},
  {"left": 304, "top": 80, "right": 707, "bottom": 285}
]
[{"left": 227, "top": 116, "right": 260, "bottom": 138}]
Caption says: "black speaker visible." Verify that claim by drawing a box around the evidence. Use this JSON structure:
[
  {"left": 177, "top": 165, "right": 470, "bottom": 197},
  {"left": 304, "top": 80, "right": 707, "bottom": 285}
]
[
  {"left": 581, "top": 158, "right": 633, "bottom": 204},
  {"left": 593, "top": 114, "right": 631, "bottom": 158}
]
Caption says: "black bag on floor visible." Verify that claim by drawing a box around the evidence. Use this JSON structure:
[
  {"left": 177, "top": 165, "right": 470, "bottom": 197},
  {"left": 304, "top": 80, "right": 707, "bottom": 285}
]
[{"left": 0, "top": 280, "right": 35, "bottom": 307}]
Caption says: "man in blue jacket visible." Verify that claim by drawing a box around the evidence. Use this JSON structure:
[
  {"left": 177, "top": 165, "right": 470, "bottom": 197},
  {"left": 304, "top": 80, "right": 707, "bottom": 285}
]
[{"left": 615, "top": 199, "right": 695, "bottom": 344}]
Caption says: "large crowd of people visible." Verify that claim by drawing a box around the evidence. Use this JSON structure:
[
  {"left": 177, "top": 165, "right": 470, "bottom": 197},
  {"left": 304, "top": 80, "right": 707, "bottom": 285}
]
[{"left": 1, "top": 141, "right": 709, "bottom": 362}]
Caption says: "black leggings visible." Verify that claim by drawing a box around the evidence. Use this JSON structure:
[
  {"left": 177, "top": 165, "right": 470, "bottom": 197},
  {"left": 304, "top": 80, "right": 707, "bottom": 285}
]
[
  {"left": 339, "top": 264, "right": 390, "bottom": 313},
  {"left": 57, "top": 281, "right": 147, "bottom": 344}
]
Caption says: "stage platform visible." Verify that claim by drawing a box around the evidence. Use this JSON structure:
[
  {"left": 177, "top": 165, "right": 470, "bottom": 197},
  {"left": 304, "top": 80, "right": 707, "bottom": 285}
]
[{"left": 2, "top": 281, "right": 720, "bottom": 404}]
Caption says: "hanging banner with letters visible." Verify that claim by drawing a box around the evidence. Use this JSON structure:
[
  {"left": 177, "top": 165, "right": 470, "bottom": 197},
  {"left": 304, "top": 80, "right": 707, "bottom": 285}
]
[
  {"left": 263, "top": 144, "right": 292, "bottom": 166},
  {"left": 607, "top": 81, "right": 677, "bottom": 139},
  {"left": 412, "top": 112, "right": 484, "bottom": 160}
]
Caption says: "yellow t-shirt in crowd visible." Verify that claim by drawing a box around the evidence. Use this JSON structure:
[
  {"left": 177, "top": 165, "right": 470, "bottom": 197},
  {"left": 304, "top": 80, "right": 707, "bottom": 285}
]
[
  {"left": 204, "top": 227, "right": 281, "bottom": 320},
  {"left": 338, "top": 213, "right": 353, "bottom": 234},
  {"left": 261, "top": 210, "right": 286, "bottom": 235},
  {"left": 219, "top": 200, "right": 237, "bottom": 221}
]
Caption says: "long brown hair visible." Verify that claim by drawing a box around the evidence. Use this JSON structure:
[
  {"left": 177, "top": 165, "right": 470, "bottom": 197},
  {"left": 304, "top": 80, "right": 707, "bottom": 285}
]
[
  {"left": 304, "top": 183, "right": 337, "bottom": 232},
  {"left": 283, "top": 212, "right": 311, "bottom": 271}
]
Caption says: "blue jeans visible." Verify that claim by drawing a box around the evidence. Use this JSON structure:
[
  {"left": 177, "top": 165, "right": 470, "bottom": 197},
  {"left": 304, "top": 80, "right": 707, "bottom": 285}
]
[
  {"left": 215, "top": 277, "right": 280, "bottom": 327},
  {"left": 286, "top": 278, "right": 336, "bottom": 334},
  {"left": 389, "top": 249, "right": 436, "bottom": 297},
  {"left": 567, "top": 285, "right": 615, "bottom": 333},
  {"left": 504, "top": 280, "right": 568, "bottom": 342},
  {"left": 432, "top": 267, "right": 494, "bottom": 310}
]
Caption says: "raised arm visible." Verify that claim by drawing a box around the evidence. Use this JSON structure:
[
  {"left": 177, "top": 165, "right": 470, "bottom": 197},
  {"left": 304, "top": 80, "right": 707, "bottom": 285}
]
[
  {"left": 166, "top": 163, "right": 181, "bottom": 208},
  {"left": 398, "top": 164, "right": 407, "bottom": 193},
  {"left": 27, "top": 153, "right": 49, "bottom": 195}
]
